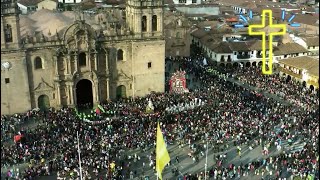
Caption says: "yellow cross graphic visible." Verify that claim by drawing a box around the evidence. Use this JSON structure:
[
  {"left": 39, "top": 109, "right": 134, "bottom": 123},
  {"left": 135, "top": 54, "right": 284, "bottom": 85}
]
[{"left": 248, "top": 10, "right": 286, "bottom": 75}]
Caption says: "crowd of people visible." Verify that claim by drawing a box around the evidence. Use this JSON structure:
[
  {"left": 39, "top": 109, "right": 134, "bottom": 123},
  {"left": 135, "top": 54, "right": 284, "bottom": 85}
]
[
  {"left": 1, "top": 113, "right": 34, "bottom": 143},
  {"left": 232, "top": 66, "right": 319, "bottom": 110},
  {"left": 1, "top": 45, "right": 319, "bottom": 180}
]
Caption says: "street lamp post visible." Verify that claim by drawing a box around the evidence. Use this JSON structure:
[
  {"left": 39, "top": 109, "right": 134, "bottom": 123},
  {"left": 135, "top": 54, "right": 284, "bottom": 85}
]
[
  {"left": 204, "top": 136, "right": 209, "bottom": 180},
  {"left": 77, "top": 131, "right": 83, "bottom": 180}
]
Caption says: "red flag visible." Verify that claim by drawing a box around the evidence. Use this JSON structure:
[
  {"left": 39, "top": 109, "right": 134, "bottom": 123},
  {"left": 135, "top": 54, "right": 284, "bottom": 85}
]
[{"left": 14, "top": 135, "right": 22, "bottom": 143}]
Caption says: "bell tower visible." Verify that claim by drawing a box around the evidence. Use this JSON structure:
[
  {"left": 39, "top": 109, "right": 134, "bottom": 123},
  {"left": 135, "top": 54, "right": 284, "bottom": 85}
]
[
  {"left": 1, "top": 0, "right": 21, "bottom": 49},
  {"left": 126, "top": 0, "right": 163, "bottom": 38}
]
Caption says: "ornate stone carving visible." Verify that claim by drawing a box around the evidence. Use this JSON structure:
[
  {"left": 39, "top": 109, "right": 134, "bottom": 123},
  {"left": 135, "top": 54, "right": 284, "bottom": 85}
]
[
  {"left": 34, "top": 78, "right": 54, "bottom": 92},
  {"left": 118, "top": 69, "right": 133, "bottom": 81}
]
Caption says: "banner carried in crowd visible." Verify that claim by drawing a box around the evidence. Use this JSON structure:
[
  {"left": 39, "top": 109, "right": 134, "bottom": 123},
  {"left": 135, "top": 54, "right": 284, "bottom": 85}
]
[
  {"left": 169, "top": 70, "right": 189, "bottom": 93},
  {"left": 74, "top": 105, "right": 111, "bottom": 125},
  {"left": 82, "top": 118, "right": 110, "bottom": 125},
  {"left": 206, "top": 68, "right": 227, "bottom": 80},
  {"left": 165, "top": 98, "right": 204, "bottom": 113}
]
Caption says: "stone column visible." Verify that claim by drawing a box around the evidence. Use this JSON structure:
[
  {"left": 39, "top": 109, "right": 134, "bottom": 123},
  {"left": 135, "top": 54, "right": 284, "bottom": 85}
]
[
  {"left": 106, "top": 78, "right": 110, "bottom": 100},
  {"left": 94, "top": 53, "right": 98, "bottom": 71},
  {"left": 95, "top": 81, "right": 99, "bottom": 102},
  {"left": 135, "top": 12, "right": 142, "bottom": 33},
  {"left": 148, "top": 14, "right": 152, "bottom": 33},
  {"left": 157, "top": 15, "right": 160, "bottom": 32},
  {"left": 159, "top": 12, "right": 163, "bottom": 33},
  {"left": 53, "top": 55, "right": 59, "bottom": 76},
  {"left": 70, "top": 84, "right": 75, "bottom": 105},
  {"left": 105, "top": 51, "right": 109, "bottom": 73},
  {"left": 1, "top": 17, "right": 6, "bottom": 48},
  {"left": 74, "top": 53, "right": 78, "bottom": 72},
  {"left": 91, "top": 83, "right": 97, "bottom": 105},
  {"left": 65, "top": 55, "right": 70, "bottom": 74},
  {"left": 87, "top": 52, "right": 91, "bottom": 69},
  {"left": 252, "top": 50, "right": 257, "bottom": 58},
  {"left": 67, "top": 85, "right": 72, "bottom": 105},
  {"left": 12, "top": 16, "right": 21, "bottom": 47},
  {"left": 56, "top": 83, "right": 61, "bottom": 107}
]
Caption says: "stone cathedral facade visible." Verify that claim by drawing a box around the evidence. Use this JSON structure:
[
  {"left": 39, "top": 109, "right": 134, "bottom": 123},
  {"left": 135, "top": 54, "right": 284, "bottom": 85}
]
[{"left": 1, "top": 0, "right": 165, "bottom": 115}]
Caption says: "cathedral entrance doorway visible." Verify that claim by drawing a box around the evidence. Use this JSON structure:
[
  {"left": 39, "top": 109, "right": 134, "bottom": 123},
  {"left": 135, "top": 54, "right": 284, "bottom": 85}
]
[
  {"left": 116, "top": 85, "right": 126, "bottom": 99},
  {"left": 76, "top": 79, "right": 93, "bottom": 109},
  {"left": 38, "top": 95, "right": 50, "bottom": 111}
]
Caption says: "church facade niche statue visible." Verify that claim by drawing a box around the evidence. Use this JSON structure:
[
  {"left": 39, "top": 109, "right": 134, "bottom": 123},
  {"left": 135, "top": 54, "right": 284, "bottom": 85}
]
[{"left": 145, "top": 98, "right": 154, "bottom": 114}]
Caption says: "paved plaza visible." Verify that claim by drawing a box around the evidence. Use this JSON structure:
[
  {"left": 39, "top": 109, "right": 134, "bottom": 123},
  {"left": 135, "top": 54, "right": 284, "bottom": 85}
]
[{"left": 1, "top": 61, "right": 308, "bottom": 180}]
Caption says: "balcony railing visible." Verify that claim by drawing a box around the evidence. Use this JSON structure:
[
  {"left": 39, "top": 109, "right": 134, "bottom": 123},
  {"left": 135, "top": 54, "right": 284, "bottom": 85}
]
[
  {"left": 237, "top": 55, "right": 250, "bottom": 59},
  {"left": 278, "top": 67, "right": 302, "bottom": 79},
  {"left": 257, "top": 54, "right": 269, "bottom": 58}
]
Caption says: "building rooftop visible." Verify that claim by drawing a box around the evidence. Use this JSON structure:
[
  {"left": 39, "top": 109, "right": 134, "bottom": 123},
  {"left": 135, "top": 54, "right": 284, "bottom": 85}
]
[
  {"left": 228, "top": 41, "right": 250, "bottom": 51},
  {"left": 191, "top": 27, "right": 233, "bottom": 39},
  {"left": 18, "top": 0, "right": 42, "bottom": 6},
  {"left": 196, "top": 21, "right": 220, "bottom": 28},
  {"left": 255, "top": 9, "right": 319, "bottom": 26},
  {"left": 274, "top": 43, "right": 308, "bottom": 55},
  {"left": 215, "top": 0, "right": 291, "bottom": 6},
  {"left": 279, "top": 56, "right": 319, "bottom": 77},
  {"left": 247, "top": 40, "right": 270, "bottom": 50},
  {"left": 207, "top": 40, "right": 271, "bottom": 53},
  {"left": 164, "top": 10, "right": 191, "bottom": 28},
  {"left": 105, "top": 0, "right": 125, "bottom": 5},
  {"left": 199, "top": 33, "right": 223, "bottom": 45},
  {"left": 210, "top": 42, "right": 233, "bottom": 53},
  {"left": 302, "top": 37, "right": 320, "bottom": 47},
  {"left": 19, "top": 9, "right": 126, "bottom": 39},
  {"left": 240, "top": 1, "right": 257, "bottom": 9}
]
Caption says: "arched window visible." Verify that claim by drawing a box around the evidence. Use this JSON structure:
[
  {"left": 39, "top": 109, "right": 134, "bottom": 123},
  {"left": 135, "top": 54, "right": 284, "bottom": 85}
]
[
  {"left": 34, "top": 57, "right": 43, "bottom": 69},
  {"left": 5, "top": 24, "right": 12, "bottom": 42},
  {"left": 152, "top": 15, "right": 157, "bottom": 31},
  {"left": 117, "top": 49, "right": 124, "bottom": 61},
  {"left": 220, "top": 55, "right": 225, "bottom": 62},
  {"left": 79, "top": 52, "right": 86, "bottom": 67},
  {"left": 142, "top": 16, "right": 147, "bottom": 32}
]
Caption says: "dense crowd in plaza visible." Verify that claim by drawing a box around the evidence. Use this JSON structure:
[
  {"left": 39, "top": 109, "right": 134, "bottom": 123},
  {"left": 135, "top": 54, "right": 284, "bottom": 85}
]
[
  {"left": 1, "top": 46, "right": 319, "bottom": 180},
  {"left": 232, "top": 66, "right": 319, "bottom": 110},
  {"left": 1, "top": 114, "right": 32, "bottom": 143}
]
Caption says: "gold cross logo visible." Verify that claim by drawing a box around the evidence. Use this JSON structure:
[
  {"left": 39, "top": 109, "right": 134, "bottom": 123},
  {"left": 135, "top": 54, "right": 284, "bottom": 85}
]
[{"left": 248, "top": 10, "right": 286, "bottom": 75}]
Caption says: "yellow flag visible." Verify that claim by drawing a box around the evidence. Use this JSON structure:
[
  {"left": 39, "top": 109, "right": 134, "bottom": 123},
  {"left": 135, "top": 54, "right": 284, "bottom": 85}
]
[{"left": 156, "top": 122, "right": 170, "bottom": 180}]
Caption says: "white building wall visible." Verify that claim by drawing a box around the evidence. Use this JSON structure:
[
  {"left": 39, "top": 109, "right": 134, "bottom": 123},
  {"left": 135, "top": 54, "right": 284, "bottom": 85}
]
[
  {"left": 58, "top": 0, "right": 83, "bottom": 3},
  {"left": 295, "top": 38, "right": 308, "bottom": 49},
  {"left": 301, "top": 69, "right": 309, "bottom": 81},
  {"left": 216, "top": 53, "right": 233, "bottom": 62},
  {"left": 17, "top": 3, "right": 28, "bottom": 14},
  {"left": 307, "top": 46, "right": 319, "bottom": 52},
  {"left": 173, "top": 0, "right": 202, "bottom": 5}
]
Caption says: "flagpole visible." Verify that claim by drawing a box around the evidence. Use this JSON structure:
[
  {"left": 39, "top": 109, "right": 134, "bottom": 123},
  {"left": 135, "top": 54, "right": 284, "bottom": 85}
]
[
  {"left": 77, "top": 131, "right": 83, "bottom": 180},
  {"left": 156, "top": 128, "right": 159, "bottom": 180},
  {"left": 157, "top": 121, "right": 159, "bottom": 180},
  {"left": 204, "top": 139, "right": 209, "bottom": 180}
]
